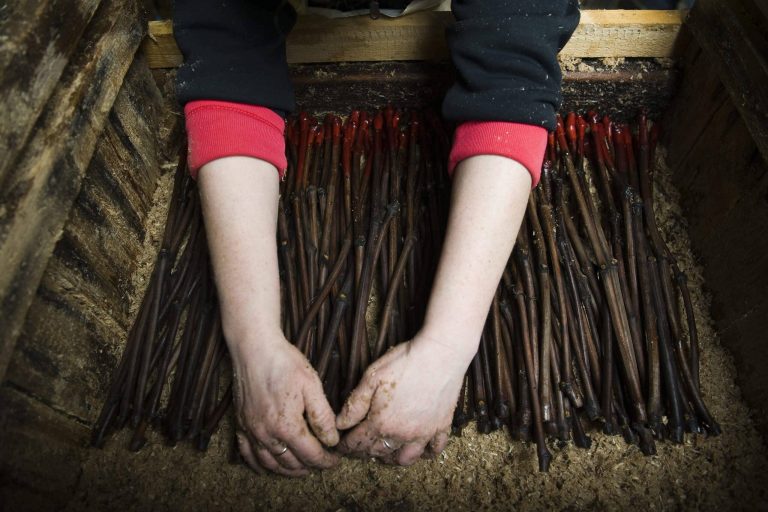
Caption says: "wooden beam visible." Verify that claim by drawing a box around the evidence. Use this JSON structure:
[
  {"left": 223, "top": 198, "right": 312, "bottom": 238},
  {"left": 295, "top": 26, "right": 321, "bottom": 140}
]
[
  {"left": 5, "top": 56, "right": 173, "bottom": 423},
  {"left": 0, "top": 0, "right": 144, "bottom": 381},
  {"left": 143, "top": 10, "right": 685, "bottom": 69},
  {"left": 686, "top": 0, "right": 768, "bottom": 164},
  {"left": 0, "top": 0, "right": 102, "bottom": 184}
]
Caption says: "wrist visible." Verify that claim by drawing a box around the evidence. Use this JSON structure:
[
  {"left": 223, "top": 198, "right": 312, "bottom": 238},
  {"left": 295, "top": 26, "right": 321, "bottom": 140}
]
[
  {"left": 412, "top": 325, "right": 480, "bottom": 371},
  {"left": 223, "top": 321, "right": 287, "bottom": 359}
]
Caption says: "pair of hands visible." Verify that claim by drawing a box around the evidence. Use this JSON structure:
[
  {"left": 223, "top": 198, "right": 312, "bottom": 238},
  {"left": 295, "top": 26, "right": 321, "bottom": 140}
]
[{"left": 231, "top": 331, "right": 469, "bottom": 476}]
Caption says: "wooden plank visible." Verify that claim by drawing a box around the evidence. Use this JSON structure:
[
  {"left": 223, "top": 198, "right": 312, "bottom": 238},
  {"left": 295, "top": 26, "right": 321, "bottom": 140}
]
[
  {"left": 5, "top": 56, "right": 172, "bottom": 422},
  {"left": 719, "top": 297, "right": 768, "bottom": 440},
  {"left": 664, "top": 40, "right": 728, "bottom": 170},
  {"left": 0, "top": 384, "right": 89, "bottom": 511},
  {"left": 142, "top": 10, "right": 685, "bottom": 68},
  {"left": 686, "top": 0, "right": 768, "bottom": 163},
  {"left": 682, "top": 131, "right": 766, "bottom": 322},
  {"left": 0, "top": 0, "right": 102, "bottom": 184},
  {"left": 0, "top": 0, "right": 145, "bottom": 381}
]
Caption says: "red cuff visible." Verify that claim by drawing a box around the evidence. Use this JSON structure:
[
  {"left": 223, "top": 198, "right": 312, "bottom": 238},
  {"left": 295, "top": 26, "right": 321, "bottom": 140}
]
[
  {"left": 448, "top": 122, "right": 548, "bottom": 187},
  {"left": 184, "top": 100, "right": 287, "bottom": 180}
]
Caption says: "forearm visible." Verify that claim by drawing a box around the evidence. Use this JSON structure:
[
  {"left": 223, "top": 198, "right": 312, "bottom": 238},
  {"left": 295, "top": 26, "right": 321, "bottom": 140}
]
[
  {"left": 418, "top": 155, "right": 531, "bottom": 364},
  {"left": 197, "top": 156, "right": 283, "bottom": 348}
]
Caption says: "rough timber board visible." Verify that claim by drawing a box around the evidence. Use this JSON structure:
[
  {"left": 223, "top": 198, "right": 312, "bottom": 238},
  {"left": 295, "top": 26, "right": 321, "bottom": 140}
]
[
  {"left": 5, "top": 56, "right": 171, "bottom": 423},
  {"left": 0, "top": 0, "right": 102, "bottom": 183},
  {"left": 142, "top": 10, "right": 685, "bottom": 68},
  {"left": 686, "top": 0, "right": 768, "bottom": 163},
  {"left": 0, "top": 385, "right": 90, "bottom": 512},
  {"left": 0, "top": 0, "right": 144, "bottom": 382}
]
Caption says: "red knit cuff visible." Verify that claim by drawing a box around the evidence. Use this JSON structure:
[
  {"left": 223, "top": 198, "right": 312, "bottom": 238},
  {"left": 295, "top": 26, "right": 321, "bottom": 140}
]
[
  {"left": 184, "top": 100, "right": 287, "bottom": 180},
  {"left": 448, "top": 121, "right": 548, "bottom": 187}
]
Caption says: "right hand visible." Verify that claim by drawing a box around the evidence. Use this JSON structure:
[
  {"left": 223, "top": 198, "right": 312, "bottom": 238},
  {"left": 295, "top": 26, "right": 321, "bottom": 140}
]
[{"left": 230, "top": 331, "right": 340, "bottom": 476}]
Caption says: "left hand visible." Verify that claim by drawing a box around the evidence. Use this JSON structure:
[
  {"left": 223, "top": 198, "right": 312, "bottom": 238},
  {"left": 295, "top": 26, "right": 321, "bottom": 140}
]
[{"left": 335, "top": 333, "right": 473, "bottom": 465}]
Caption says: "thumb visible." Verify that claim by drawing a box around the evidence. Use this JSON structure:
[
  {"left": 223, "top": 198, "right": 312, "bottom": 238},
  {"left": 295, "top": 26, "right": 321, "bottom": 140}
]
[
  {"left": 336, "top": 372, "right": 377, "bottom": 430},
  {"left": 303, "top": 380, "right": 340, "bottom": 447}
]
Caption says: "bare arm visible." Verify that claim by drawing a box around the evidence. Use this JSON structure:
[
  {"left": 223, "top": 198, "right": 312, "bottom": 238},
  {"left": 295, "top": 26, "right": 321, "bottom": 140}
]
[
  {"left": 198, "top": 156, "right": 339, "bottom": 476},
  {"left": 336, "top": 155, "right": 531, "bottom": 464}
]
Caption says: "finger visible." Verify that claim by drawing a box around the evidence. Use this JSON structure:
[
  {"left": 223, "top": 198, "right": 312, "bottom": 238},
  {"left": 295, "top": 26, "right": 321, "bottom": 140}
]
[
  {"left": 303, "top": 379, "right": 340, "bottom": 447},
  {"left": 255, "top": 445, "right": 309, "bottom": 477},
  {"left": 337, "top": 420, "right": 378, "bottom": 457},
  {"left": 425, "top": 431, "right": 450, "bottom": 458},
  {"left": 269, "top": 443, "right": 306, "bottom": 471},
  {"left": 336, "top": 370, "right": 378, "bottom": 430},
  {"left": 281, "top": 425, "right": 340, "bottom": 469},
  {"left": 368, "top": 437, "right": 402, "bottom": 458},
  {"left": 396, "top": 441, "right": 427, "bottom": 466},
  {"left": 236, "top": 432, "right": 265, "bottom": 475}
]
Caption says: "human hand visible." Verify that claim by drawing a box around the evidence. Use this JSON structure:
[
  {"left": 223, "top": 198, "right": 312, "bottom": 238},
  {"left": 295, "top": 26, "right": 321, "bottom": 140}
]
[
  {"left": 230, "top": 332, "right": 340, "bottom": 476},
  {"left": 335, "top": 333, "right": 473, "bottom": 465}
]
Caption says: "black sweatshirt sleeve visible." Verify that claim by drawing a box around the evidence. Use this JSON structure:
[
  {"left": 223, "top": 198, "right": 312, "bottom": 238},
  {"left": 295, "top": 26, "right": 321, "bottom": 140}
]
[
  {"left": 174, "top": 0, "right": 579, "bottom": 130},
  {"left": 442, "top": 0, "right": 580, "bottom": 130},
  {"left": 173, "top": 0, "right": 297, "bottom": 115}
]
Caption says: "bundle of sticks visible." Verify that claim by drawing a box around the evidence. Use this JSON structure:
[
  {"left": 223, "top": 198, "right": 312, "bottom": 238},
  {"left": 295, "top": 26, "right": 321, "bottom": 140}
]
[
  {"left": 93, "top": 107, "right": 720, "bottom": 472},
  {"left": 91, "top": 152, "right": 232, "bottom": 452}
]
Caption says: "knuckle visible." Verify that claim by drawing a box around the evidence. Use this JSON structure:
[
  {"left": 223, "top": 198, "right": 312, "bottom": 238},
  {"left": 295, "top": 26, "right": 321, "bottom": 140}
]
[
  {"left": 272, "top": 424, "right": 295, "bottom": 440},
  {"left": 312, "top": 408, "right": 334, "bottom": 428}
]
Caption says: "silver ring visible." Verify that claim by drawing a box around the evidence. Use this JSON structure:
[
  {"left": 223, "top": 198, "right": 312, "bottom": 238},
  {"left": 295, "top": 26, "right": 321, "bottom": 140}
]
[
  {"left": 382, "top": 438, "right": 395, "bottom": 450},
  {"left": 275, "top": 444, "right": 288, "bottom": 456}
]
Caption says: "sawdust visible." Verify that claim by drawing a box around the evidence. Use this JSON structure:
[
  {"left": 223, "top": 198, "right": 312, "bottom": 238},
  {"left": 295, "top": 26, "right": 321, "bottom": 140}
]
[
  {"left": 68, "top": 149, "right": 768, "bottom": 512},
  {"left": 127, "top": 167, "right": 175, "bottom": 319}
]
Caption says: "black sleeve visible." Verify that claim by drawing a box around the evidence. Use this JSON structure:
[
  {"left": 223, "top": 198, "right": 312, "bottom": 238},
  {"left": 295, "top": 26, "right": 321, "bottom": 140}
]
[
  {"left": 442, "top": 0, "right": 580, "bottom": 130},
  {"left": 173, "top": 0, "right": 297, "bottom": 115}
]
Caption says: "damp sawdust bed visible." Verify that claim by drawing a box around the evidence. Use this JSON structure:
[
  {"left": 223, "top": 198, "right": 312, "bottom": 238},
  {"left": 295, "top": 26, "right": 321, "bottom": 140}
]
[{"left": 68, "top": 149, "right": 768, "bottom": 512}]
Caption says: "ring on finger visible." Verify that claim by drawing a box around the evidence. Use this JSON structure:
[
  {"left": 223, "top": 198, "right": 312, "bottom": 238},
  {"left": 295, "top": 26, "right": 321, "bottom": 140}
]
[{"left": 274, "top": 443, "right": 289, "bottom": 456}]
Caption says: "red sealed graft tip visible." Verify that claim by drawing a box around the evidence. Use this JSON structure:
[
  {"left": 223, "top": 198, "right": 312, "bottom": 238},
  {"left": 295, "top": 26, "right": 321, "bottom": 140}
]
[
  {"left": 296, "top": 113, "right": 312, "bottom": 185},
  {"left": 577, "top": 116, "right": 587, "bottom": 156},
  {"left": 354, "top": 116, "right": 369, "bottom": 154},
  {"left": 555, "top": 114, "right": 568, "bottom": 155},
  {"left": 547, "top": 132, "right": 556, "bottom": 163},
  {"left": 342, "top": 117, "right": 356, "bottom": 177},
  {"left": 287, "top": 117, "right": 298, "bottom": 146},
  {"left": 566, "top": 112, "right": 577, "bottom": 153},
  {"left": 602, "top": 115, "right": 613, "bottom": 148},
  {"left": 638, "top": 110, "right": 648, "bottom": 147},
  {"left": 332, "top": 116, "right": 341, "bottom": 143}
]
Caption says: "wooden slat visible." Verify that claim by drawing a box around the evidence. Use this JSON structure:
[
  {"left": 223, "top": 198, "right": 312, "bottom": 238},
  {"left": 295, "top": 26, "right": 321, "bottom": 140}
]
[
  {"left": 5, "top": 56, "right": 172, "bottom": 422},
  {"left": 686, "top": 0, "right": 768, "bottom": 163},
  {"left": 664, "top": 41, "right": 728, "bottom": 170},
  {"left": 143, "top": 10, "right": 685, "bottom": 68},
  {"left": 0, "top": 385, "right": 89, "bottom": 510},
  {"left": 0, "top": 0, "right": 144, "bottom": 381},
  {"left": 0, "top": 0, "right": 102, "bottom": 184}
]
